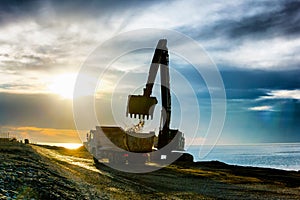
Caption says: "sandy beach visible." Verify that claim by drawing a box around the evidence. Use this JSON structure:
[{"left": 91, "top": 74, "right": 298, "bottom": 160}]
[{"left": 0, "top": 142, "right": 299, "bottom": 199}]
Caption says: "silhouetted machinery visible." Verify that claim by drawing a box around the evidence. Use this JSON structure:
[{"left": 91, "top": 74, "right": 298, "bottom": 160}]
[
  {"left": 86, "top": 39, "right": 192, "bottom": 164},
  {"left": 127, "top": 39, "right": 185, "bottom": 151}
]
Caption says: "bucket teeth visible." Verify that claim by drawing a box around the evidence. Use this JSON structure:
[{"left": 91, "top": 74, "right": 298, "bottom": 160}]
[
  {"left": 127, "top": 114, "right": 152, "bottom": 119},
  {"left": 126, "top": 95, "right": 158, "bottom": 120}
]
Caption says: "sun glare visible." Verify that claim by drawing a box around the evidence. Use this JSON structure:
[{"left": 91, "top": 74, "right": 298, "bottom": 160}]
[
  {"left": 48, "top": 73, "right": 77, "bottom": 99},
  {"left": 39, "top": 142, "right": 83, "bottom": 149},
  {"left": 60, "top": 143, "right": 83, "bottom": 149}
]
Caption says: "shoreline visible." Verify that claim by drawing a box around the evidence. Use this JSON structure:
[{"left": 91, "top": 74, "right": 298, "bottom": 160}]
[
  {"left": 35, "top": 142, "right": 300, "bottom": 172},
  {"left": 35, "top": 143, "right": 300, "bottom": 172}
]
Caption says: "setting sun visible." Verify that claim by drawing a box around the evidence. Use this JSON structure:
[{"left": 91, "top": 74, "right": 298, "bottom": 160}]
[{"left": 48, "top": 73, "right": 77, "bottom": 99}]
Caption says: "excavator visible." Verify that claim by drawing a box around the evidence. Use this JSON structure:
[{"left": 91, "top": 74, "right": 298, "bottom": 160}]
[
  {"left": 127, "top": 39, "right": 184, "bottom": 151},
  {"left": 85, "top": 39, "right": 192, "bottom": 165}
]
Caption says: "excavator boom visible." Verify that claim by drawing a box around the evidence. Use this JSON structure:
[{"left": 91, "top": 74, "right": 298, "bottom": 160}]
[
  {"left": 126, "top": 39, "right": 168, "bottom": 120},
  {"left": 126, "top": 39, "right": 184, "bottom": 151}
]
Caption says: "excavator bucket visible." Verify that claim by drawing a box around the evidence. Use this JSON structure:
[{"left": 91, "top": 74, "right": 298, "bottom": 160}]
[{"left": 126, "top": 95, "right": 158, "bottom": 119}]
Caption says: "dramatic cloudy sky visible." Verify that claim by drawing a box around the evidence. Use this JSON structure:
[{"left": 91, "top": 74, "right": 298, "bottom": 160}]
[{"left": 0, "top": 0, "right": 299, "bottom": 145}]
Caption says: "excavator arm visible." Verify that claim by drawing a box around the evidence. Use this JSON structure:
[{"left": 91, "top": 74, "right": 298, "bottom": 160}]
[
  {"left": 126, "top": 39, "right": 168, "bottom": 120},
  {"left": 127, "top": 39, "right": 184, "bottom": 151}
]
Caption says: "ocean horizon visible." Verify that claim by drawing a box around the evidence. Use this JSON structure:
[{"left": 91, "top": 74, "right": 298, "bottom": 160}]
[{"left": 188, "top": 143, "right": 300, "bottom": 171}]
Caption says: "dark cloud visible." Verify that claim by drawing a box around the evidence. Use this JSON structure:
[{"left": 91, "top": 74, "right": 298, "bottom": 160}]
[
  {"left": 0, "top": 92, "right": 75, "bottom": 129},
  {"left": 182, "top": 0, "right": 300, "bottom": 42},
  {"left": 225, "top": 89, "right": 266, "bottom": 100},
  {"left": 227, "top": 0, "right": 300, "bottom": 39},
  {"left": 0, "top": 0, "right": 41, "bottom": 24},
  {"left": 221, "top": 69, "right": 300, "bottom": 90},
  {"left": 173, "top": 64, "right": 300, "bottom": 100},
  {"left": 223, "top": 69, "right": 300, "bottom": 99},
  {"left": 0, "top": 0, "right": 158, "bottom": 23},
  {"left": 0, "top": 0, "right": 38, "bottom": 13},
  {"left": 52, "top": 0, "right": 156, "bottom": 13}
]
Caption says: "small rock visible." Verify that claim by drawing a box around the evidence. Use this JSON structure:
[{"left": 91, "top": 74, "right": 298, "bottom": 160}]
[{"left": 16, "top": 171, "right": 23, "bottom": 176}]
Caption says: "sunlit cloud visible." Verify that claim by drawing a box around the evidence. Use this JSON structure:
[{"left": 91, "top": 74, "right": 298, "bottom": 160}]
[
  {"left": 213, "top": 37, "right": 300, "bottom": 70},
  {"left": 248, "top": 105, "right": 273, "bottom": 111},
  {"left": 47, "top": 73, "right": 77, "bottom": 99},
  {"left": 259, "top": 89, "right": 300, "bottom": 101},
  {"left": 0, "top": 0, "right": 299, "bottom": 97},
  {"left": 2, "top": 126, "right": 81, "bottom": 143}
]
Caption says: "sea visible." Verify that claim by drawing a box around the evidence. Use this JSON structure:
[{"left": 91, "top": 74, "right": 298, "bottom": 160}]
[{"left": 187, "top": 143, "right": 300, "bottom": 171}]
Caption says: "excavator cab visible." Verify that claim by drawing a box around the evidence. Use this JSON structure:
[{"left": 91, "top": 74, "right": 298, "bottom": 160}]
[{"left": 126, "top": 95, "right": 157, "bottom": 120}]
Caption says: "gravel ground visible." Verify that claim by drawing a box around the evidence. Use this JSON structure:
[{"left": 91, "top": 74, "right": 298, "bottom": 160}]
[
  {"left": 1, "top": 142, "right": 299, "bottom": 200},
  {"left": 0, "top": 143, "right": 92, "bottom": 199}
]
